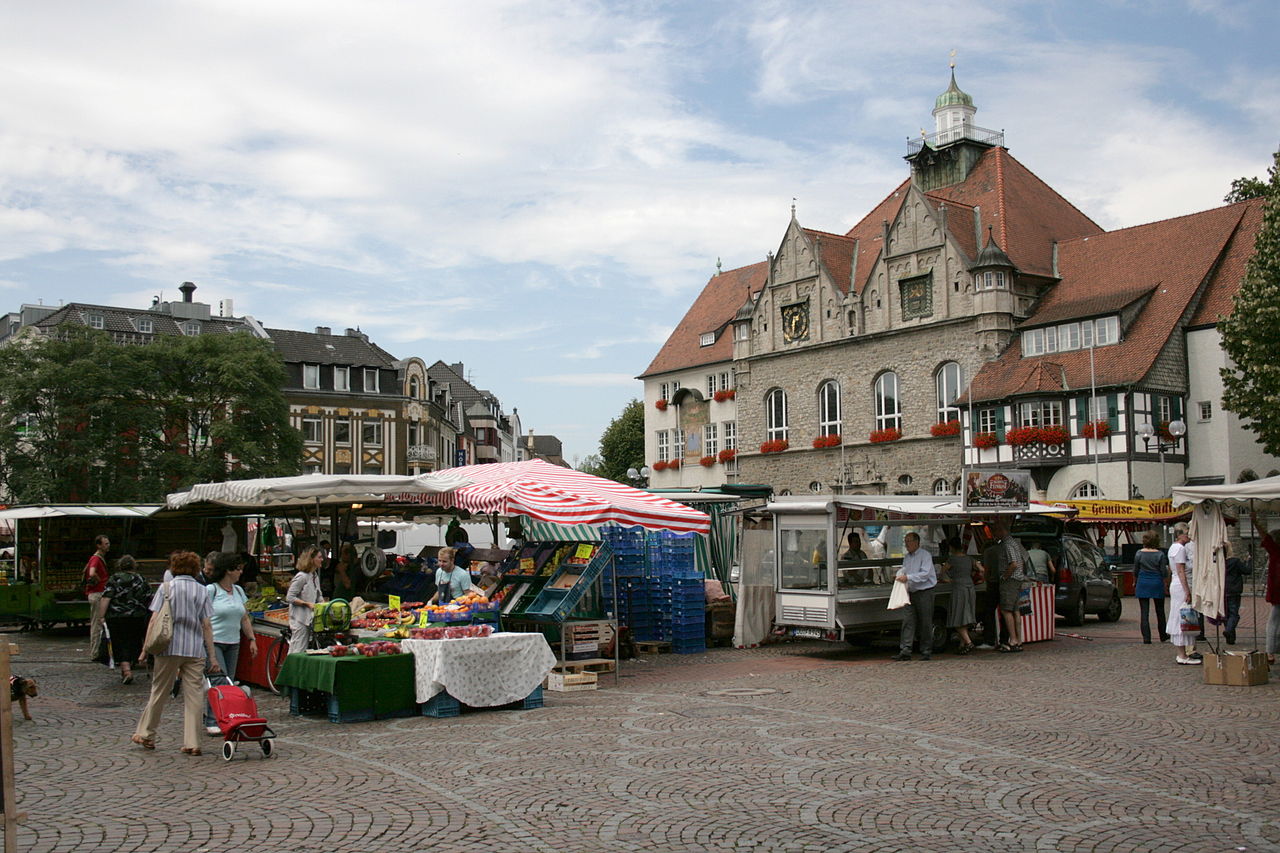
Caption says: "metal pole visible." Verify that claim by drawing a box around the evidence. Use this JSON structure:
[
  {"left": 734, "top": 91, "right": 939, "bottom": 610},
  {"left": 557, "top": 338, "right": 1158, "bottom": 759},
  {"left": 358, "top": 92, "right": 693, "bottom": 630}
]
[
  {"left": 1089, "top": 340, "right": 1101, "bottom": 496},
  {"left": 1159, "top": 443, "right": 1167, "bottom": 497}
]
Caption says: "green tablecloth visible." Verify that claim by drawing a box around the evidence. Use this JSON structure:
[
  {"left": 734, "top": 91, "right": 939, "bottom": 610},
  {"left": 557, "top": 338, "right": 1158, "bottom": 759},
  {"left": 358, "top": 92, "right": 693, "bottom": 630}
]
[{"left": 276, "top": 652, "right": 417, "bottom": 716}]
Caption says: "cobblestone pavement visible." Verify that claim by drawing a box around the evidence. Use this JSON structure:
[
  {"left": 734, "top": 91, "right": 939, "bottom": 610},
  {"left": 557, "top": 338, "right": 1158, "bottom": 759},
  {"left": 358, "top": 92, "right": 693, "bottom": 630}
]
[{"left": 7, "top": 597, "right": 1279, "bottom": 852}]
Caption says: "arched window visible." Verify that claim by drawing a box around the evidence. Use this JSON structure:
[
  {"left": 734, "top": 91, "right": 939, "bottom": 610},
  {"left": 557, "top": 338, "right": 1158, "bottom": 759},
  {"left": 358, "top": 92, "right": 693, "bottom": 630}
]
[
  {"left": 933, "top": 478, "right": 951, "bottom": 495},
  {"left": 1070, "top": 481, "right": 1100, "bottom": 498},
  {"left": 766, "top": 389, "right": 788, "bottom": 441},
  {"left": 818, "top": 380, "right": 841, "bottom": 437},
  {"left": 935, "top": 362, "right": 962, "bottom": 424},
  {"left": 874, "top": 372, "right": 901, "bottom": 432},
  {"left": 409, "top": 376, "right": 420, "bottom": 399}
]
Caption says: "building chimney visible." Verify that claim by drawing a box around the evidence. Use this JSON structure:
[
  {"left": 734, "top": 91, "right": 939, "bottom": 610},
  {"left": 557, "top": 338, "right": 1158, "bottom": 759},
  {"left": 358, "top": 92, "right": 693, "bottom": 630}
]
[
  {"left": 180, "top": 281, "right": 196, "bottom": 303},
  {"left": 315, "top": 326, "right": 332, "bottom": 336},
  {"left": 218, "top": 298, "right": 234, "bottom": 317}
]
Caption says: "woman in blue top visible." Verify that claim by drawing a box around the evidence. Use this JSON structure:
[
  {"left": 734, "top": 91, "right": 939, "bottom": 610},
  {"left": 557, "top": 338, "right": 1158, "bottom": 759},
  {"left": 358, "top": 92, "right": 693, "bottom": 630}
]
[
  {"left": 202, "top": 551, "right": 258, "bottom": 735},
  {"left": 1133, "top": 529, "right": 1170, "bottom": 644},
  {"left": 429, "top": 547, "right": 472, "bottom": 605}
]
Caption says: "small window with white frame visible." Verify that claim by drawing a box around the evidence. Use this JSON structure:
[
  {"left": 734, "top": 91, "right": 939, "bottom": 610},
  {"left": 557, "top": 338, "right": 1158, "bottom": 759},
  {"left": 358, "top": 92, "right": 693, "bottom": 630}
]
[
  {"left": 334, "top": 366, "right": 350, "bottom": 391},
  {"left": 87, "top": 314, "right": 105, "bottom": 330},
  {"left": 303, "top": 364, "right": 320, "bottom": 389},
  {"left": 723, "top": 421, "right": 735, "bottom": 450},
  {"left": 362, "top": 419, "right": 382, "bottom": 446},
  {"left": 363, "top": 368, "right": 380, "bottom": 393},
  {"left": 719, "top": 371, "right": 732, "bottom": 391},
  {"left": 657, "top": 430, "right": 670, "bottom": 462},
  {"left": 301, "top": 416, "right": 321, "bottom": 443},
  {"left": 933, "top": 478, "right": 951, "bottom": 495},
  {"left": 1070, "top": 481, "right": 1100, "bottom": 498},
  {"left": 707, "top": 375, "right": 716, "bottom": 398},
  {"left": 136, "top": 317, "right": 154, "bottom": 334},
  {"left": 183, "top": 322, "right": 201, "bottom": 336},
  {"left": 704, "top": 423, "right": 718, "bottom": 457},
  {"left": 818, "top": 380, "right": 841, "bottom": 436},
  {"left": 699, "top": 332, "right": 715, "bottom": 347},
  {"left": 334, "top": 417, "right": 351, "bottom": 445},
  {"left": 1198, "top": 401, "right": 1212, "bottom": 421}
]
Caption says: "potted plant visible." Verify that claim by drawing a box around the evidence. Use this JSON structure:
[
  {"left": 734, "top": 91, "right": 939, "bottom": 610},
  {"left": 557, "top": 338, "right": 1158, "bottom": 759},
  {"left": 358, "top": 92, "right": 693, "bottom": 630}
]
[
  {"left": 713, "top": 389, "right": 736, "bottom": 403},
  {"left": 869, "top": 427, "right": 902, "bottom": 443},
  {"left": 654, "top": 399, "right": 668, "bottom": 411},
  {"left": 667, "top": 457, "right": 681, "bottom": 469},
  {"left": 699, "top": 455, "right": 716, "bottom": 467},
  {"left": 974, "top": 432, "right": 999, "bottom": 449},
  {"left": 718, "top": 448, "right": 737, "bottom": 463},
  {"left": 930, "top": 419, "right": 961, "bottom": 437},
  {"left": 651, "top": 460, "right": 668, "bottom": 471},
  {"left": 759, "top": 439, "right": 789, "bottom": 454},
  {"left": 812, "top": 434, "right": 842, "bottom": 448},
  {"left": 1081, "top": 420, "right": 1111, "bottom": 440}
]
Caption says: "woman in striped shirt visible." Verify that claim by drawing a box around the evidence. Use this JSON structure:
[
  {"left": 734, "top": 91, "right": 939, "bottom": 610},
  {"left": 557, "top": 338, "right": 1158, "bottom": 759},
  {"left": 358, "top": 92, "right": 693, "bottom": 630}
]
[{"left": 131, "top": 551, "right": 221, "bottom": 755}]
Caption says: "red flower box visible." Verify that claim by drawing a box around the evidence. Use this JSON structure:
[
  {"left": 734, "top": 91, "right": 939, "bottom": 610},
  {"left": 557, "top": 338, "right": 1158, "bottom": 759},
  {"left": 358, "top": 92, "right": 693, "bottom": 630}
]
[
  {"left": 759, "top": 439, "right": 789, "bottom": 454},
  {"left": 869, "top": 427, "right": 902, "bottom": 443},
  {"left": 1081, "top": 420, "right": 1111, "bottom": 440},
  {"left": 712, "top": 389, "right": 736, "bottom": 403},
  {"left": 1158, "top": 421, "right": 1179, "bottom": 441},
  {"left": 654, "top": 399, "right": 668, "bottom": 411},
  {"left": 699, "top": 455, "right": 716, "bottom": 467},
  {"left": 930, "top": 419, "right": 961, "bottom": 437},
  {"left": 667, "top": 457, "right": 681, "bottom": 469},
  {"left": 812, "top": 434, "right": 842, "bottom": 448},
  {"left": 652, "top": 460, "right": 668, "bottom": 471},
  {"left": 1006, "top": 425, "right": 1069, "bottom": 446},
  {"left": 718, "top": 448, "right": 737, "bottom": 463},
  {"left": 974, "top": 432, "right": 999, "bottom": 449}
]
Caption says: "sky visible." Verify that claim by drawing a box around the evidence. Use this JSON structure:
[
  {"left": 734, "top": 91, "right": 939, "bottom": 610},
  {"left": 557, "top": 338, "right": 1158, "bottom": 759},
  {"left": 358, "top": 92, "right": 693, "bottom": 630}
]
[{"left": 0, "top": 0, "right": 1276, "bottom": 466}]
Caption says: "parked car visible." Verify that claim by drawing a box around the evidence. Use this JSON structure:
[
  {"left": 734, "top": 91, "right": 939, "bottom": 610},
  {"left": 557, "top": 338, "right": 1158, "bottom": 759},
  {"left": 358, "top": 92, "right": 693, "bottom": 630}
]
[{"left": 1013, "top": 518, "right": 1122, "bottom": 626}]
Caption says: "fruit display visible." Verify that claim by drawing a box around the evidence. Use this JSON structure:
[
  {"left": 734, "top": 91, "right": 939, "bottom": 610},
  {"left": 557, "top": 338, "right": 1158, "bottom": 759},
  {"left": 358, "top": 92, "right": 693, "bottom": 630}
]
[
  {"left": 327, "top": 641, "right": 402, "bottom": 657},
  {"left": 408, "top": 624, "right": 493, "bottom": 640}
]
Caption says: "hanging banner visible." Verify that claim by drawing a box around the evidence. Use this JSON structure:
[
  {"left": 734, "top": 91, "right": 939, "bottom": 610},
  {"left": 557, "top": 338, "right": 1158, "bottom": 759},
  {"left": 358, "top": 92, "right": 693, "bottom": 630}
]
[
  {"left": 962, "top": 469, "right": 1031, "bottom": 511},
  {"left": 1055, "top": 499, "right": 1187, "bottom": 523}
]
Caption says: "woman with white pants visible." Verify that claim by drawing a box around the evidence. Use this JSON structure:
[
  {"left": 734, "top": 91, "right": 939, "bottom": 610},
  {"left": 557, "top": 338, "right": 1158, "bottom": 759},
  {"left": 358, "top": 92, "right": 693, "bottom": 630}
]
[{"left": 285, "top": 545, "right": 324, "bottom": 655}]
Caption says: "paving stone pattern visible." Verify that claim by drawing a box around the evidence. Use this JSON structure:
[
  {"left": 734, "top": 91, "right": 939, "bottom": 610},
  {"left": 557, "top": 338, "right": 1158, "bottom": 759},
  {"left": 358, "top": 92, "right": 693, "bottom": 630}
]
[{"left": 7, "top": 598, "right": 1278, "bottom": 852}]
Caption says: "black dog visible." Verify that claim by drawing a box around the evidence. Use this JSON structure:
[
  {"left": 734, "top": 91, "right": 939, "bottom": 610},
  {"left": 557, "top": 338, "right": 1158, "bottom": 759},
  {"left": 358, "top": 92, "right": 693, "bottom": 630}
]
[{"left": 9, "top": 676, "right": 38, "bottom": 721}]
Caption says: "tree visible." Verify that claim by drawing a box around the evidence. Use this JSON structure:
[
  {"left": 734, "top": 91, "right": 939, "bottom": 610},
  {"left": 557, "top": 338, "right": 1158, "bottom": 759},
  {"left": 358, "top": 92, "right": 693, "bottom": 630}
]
[
  {"left": 1219, "top": 148, "right": 1280, "bottom": 455},
  {"left": 0, "top": 328, "right": 303, "bottom": 503},
  {"left": 575, "top": 453, "right": 604, "bottom": 477},
  {"left": 1225, "top": 175, "right": 1268, "bottom": 204},
  {"left": 595, "top": 399, "right": 645, "bottom": 484}
]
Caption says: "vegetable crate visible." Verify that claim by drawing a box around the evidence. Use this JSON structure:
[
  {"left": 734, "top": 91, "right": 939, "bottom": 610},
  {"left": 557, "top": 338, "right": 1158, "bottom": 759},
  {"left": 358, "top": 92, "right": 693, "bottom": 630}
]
[{"left": 522, "top": 542, "right": 612, "bottom": 623}]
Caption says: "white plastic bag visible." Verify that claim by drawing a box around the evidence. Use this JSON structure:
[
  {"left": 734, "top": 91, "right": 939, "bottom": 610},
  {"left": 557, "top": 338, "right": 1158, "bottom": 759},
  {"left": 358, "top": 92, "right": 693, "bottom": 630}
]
[{"left": 887, "top": 579, "right": 910, "bottom": 610}]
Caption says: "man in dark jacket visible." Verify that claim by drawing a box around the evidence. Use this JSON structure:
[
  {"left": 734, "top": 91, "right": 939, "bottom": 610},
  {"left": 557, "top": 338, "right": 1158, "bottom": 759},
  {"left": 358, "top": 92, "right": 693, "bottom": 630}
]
[{"left": 1223, "top": 541, "right": 1251, "bottom": 645}]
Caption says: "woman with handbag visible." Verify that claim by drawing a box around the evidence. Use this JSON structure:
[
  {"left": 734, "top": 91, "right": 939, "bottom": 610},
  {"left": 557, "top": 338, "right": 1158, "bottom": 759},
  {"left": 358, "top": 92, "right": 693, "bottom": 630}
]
[
  {"left": 131, "top": 551, "right": 221, "bottom": 755},
  {"left": 1133, "top": 530, "right": 1171, "bottom": 644},
  {"left": 1165, "top": 529, "right": 1199, "bottom": 665}
]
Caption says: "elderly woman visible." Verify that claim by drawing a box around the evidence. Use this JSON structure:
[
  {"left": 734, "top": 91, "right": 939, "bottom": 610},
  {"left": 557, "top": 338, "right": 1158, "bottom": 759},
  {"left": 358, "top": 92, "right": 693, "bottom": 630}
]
[
  {"left": 132, "top": 551, "right": 220, "bottom": 755},
  {"left": 98, "top": 555, "right": 152, "bottom": 684}
]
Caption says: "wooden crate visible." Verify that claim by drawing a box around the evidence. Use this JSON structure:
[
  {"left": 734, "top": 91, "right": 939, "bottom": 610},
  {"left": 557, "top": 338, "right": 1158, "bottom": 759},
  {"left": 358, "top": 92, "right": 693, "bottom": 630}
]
[
  {"left": 552, "top": 658, "right": 616, "bottom": 674},
  {"left": 544, "top": 670, "right": 597, "bottom": 692}
]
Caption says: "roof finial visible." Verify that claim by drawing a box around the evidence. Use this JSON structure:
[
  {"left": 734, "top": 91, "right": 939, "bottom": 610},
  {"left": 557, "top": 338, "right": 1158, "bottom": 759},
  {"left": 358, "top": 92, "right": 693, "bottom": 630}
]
[
  {"left": 716, "top": 257, "right": 722, "bottom": 275},
  {"left": 791, "top": 198, "right": 796, "bottom": 218},
  {"left": 949, "top": 48, "right": 956, "bottom": 70}
]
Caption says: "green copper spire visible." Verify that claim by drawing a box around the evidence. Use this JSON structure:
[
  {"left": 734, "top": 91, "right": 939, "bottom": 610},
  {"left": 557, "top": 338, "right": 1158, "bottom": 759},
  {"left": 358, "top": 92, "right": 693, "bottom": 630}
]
[{"left": 935, "top": 69, "right": 973, "bottom": 110}]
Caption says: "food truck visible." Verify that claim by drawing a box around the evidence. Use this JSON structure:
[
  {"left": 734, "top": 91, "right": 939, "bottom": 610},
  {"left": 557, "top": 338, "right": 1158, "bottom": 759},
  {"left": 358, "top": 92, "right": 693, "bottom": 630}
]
[{"left": 767, "top": 493, "right": 1066, "bottom": 645}]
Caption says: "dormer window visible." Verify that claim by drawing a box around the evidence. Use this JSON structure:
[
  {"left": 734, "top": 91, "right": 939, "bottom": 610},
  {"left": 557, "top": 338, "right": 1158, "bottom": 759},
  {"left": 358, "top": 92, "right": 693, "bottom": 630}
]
[
  {"left": 976, "top": 270, "right": 1006, "bottom": 290},
  {"left": 87, "top": 314, "right": 105, "bottom": 329},
  {"left": 183, "top": 322, "right": 201, "bottom": 336},
  {"left": 699, "top": 332, "right": 715, "bottom": 347},
  {"left": 1023, "top": 316, "right": 1121, "bottom": 357},
  {"left": 135, "top": 318, "right": 154, "bottom": 334}
]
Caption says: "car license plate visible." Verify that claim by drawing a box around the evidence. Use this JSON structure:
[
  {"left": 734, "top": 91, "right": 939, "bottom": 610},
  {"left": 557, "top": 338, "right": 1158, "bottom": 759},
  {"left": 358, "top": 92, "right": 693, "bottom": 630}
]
[{"left": 791, "top": 627, "right": 824, "bottom": 639}]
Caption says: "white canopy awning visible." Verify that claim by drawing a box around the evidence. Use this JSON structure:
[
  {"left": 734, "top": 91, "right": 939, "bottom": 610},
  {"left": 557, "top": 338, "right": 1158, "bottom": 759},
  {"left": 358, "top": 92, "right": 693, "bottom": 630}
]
[
  {"left": 166, "top": 473, "right": 470, "bottom": 511},
  {"left": 0, "top": 504, "right": 162, "bottom": 520},
  {"left": 1173, "top": 475, "right": 1280, "bottom": 508}
]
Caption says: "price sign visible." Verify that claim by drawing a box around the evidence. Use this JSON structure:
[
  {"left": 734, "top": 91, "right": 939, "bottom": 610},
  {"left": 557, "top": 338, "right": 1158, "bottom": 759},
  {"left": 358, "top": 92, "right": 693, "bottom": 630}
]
[
  {"left": 418, "top": 610, "right": 432, "bottom": 627},
  {"left": 388, "top": 594, "right": 401, "bottom": 611},
  {"left": 574, "top": 544, "right": 595, "bottom": 560},
  {"left": 519, "top": 557, "right": 535, "bottom": 573}
]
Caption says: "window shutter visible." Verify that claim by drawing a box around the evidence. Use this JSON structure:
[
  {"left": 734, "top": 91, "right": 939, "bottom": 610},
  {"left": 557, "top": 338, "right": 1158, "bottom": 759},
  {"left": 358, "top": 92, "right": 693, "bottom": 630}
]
[
  {"left": 1172, "top": 396, "right": 1183, "bottom": 421},
  {"left": 1106, "top": 394, "right": 1119, "bottom": 431},
  {"left": 995, "top": 408, "right": 1006, "bottom": 440}
]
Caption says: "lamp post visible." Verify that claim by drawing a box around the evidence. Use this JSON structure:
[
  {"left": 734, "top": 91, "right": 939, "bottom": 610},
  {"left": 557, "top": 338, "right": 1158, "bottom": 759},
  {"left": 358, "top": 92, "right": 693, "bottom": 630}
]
[
  {"left": 625, "top": 466, "right": 651, "bottom": 488},
  {"left": 1137, "top": 419, "right": 1187, "bottom": 497}
]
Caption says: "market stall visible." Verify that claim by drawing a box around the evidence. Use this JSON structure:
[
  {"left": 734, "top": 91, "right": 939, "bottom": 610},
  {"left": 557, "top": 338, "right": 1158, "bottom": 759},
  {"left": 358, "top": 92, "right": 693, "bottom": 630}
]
[{"left": 402, "top": 633, "right": 556, "bottom": 712}]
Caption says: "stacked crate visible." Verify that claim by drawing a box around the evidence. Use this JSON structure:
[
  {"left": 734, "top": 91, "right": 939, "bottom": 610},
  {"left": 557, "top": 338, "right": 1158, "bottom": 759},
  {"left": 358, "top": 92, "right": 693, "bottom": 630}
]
[
  {"left": 600, "top": 526, "right": 649, "bottom": 635},
  {"left": 596, "top": 527, "right": 706, "bottom": 653}
]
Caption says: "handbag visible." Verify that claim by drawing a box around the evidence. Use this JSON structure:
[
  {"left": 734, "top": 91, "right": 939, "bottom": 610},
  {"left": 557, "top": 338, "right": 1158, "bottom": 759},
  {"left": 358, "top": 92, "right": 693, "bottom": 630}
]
[
  {"left": 887, "top": 580, "right": 910, "bottom": 610},
  {"left": 1017, "top": 586, "right": 1033, "bottom": 616},
  {"left": 1179, "top": 605, "right": 1200, "bottom": 634},
  {"left": 143, "top": 581, "right": 173, "bottom": 655}
]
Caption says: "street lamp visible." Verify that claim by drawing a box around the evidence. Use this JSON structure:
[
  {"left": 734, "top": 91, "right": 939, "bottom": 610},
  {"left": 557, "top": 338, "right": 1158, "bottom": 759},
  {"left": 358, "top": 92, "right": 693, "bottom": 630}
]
[
  {"left": 625, "top": 466, "right": 651, "bottom": 487},
  {"left": 1137, "top": 419, "right": 1187, "bottom": 497}
]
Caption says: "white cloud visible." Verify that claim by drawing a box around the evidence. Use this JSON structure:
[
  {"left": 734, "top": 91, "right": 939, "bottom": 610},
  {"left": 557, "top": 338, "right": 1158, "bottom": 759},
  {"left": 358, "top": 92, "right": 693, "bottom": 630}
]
[{"left": 527, "top": 373, "right": 640, "bottom": 387}]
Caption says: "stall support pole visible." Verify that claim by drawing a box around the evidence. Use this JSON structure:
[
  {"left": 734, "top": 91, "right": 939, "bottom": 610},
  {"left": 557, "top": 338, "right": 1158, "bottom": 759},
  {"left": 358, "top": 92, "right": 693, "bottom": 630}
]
[
  {"left": 0, "top": 641, "right": 25, "bottom": 853},
  {"left": 611, "top": 554, "right": 619, "bottom": 687}
]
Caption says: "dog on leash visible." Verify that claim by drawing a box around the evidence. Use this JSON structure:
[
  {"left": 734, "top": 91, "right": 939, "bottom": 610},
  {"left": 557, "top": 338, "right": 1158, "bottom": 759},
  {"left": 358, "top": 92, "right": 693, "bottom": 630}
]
[{"left": 10, "top": 675, "right": 38, "bottom": 720}]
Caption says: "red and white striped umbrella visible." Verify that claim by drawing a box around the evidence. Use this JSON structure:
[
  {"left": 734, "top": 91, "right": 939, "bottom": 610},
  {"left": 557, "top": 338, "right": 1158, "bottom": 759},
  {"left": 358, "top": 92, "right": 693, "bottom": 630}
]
[{"left": 399, "top": 459, "right": 710, "bottom": 534}]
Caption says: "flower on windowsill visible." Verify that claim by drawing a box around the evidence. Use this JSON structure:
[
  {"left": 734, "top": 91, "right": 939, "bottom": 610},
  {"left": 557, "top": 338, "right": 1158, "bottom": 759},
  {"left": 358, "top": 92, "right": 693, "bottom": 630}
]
[
  {"left": 1005, "top": 425, "right": 1069, "bottom": 446},
  {"left": 869, "top": 427, "right": 902, "bottom": 443},
  {"left": 812, "top": 434, "right": 842, "bottom": 448},
  {"left": 651, "top": 460, "right": 668, "bottom": 471},
  {"left": 699, "top": 455, "right": 716, "bottom": 467},
  {"left": 1081, "top": 420, "right": 1111, "bottom": 440},
  {"left": 654, "top": 399, "right": 668, "bottom": 411},
  {"left": 759, "top": 439, "right": 789, "bottom": 454},
  {"left": 713, "top": 389, "right": 736, "bottom": 403},
  {"left": 930, "top": 419, "right": 961, "bottom": 437},
  {"left": 667, "top": 457, "right": 681, "bottom": 469},
  {"left": 718, "top": 448, "right": 737, "bottom": 463},
  {"left": 1157, "top": 421, "right": 1178, "bottom": 441},
  {"left": 973, "top": 432, "right": 999, "bottom": 449}
]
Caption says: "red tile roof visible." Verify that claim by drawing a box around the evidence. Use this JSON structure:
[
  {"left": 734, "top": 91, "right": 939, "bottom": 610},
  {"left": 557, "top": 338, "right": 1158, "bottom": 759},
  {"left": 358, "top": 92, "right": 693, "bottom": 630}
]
[
  {"left": 928, "top": 147, "right": 1103, "bottom": 277},
  {"left": 967, "top": 201, "right": 1260, "bottom": 402},
  {"left": 842, "top": 180, "right": 910, "bottom": 294},
  {"left": 1189, "top": 199, "right": 1266, "bottom": 326},
  {"left": 639, "top": 261, "right": 767, "bottom": 378},
  {"left": 803, "top": 228, "right": 857, "bottom": 292}
]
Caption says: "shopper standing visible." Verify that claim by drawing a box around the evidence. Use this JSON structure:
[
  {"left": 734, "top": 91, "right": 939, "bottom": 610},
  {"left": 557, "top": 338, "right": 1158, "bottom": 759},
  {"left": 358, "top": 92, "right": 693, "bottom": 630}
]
[
  {"left": 285, "top": 545, "right": 324, "bottom": 655},
  {"left": 892, "top": 532, "right": 937, "bottom": 661},
  {"left": 83, "top": 535, "right": 110, "bottom": 661},
  {"left": 940, "top": 537, "right": 979, "bottom": 654},
  {"left": 1252, "top": 514, "right": 1280, "bottom": 664},
  {"left": 203, "top": 552, "right": 259, "bottom": 735},
  {"left": 1166, "top": 527, "right": 1200, "bottom": 665},
  {"left": 1222, "top": 541, "right": 1251, "bottom": 646},
  {"left": 977, "top": 532, "right": 1007, "bottom": 650},
  {"left": 1132, "top": 530, "right": 1170, "bottom": 644}
]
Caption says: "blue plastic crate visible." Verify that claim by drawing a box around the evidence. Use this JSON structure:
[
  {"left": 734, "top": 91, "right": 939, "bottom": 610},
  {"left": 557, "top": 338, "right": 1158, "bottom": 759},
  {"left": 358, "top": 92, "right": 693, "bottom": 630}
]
[
  {"left": 671, "top": 643, "right": 706, "bottom": 655},
  {"left": 420, "top": 691, "right": 461, "bottom": 718}
]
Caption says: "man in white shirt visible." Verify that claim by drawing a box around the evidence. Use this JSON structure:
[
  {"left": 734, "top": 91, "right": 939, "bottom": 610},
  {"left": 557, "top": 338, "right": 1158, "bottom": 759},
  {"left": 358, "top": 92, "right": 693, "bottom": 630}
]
[{"left": 892, "top": 532, "right": 938, "bottom": 661}]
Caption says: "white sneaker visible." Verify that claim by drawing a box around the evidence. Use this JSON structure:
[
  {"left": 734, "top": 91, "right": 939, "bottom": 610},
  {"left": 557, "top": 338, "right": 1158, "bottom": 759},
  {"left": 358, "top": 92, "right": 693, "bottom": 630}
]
[
  {"left": 1176, "top": 656, "right": 1202, "bottom": 665},
  {"left": 205, "top": 726, "right": 221, "bottom": 736}
]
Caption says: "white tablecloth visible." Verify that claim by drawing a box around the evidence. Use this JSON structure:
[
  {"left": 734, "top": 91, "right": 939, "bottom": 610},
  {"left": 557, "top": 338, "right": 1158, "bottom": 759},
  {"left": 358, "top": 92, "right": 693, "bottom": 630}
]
[{"left": 401, "top": 633, "right": 557, "bottom": 707}]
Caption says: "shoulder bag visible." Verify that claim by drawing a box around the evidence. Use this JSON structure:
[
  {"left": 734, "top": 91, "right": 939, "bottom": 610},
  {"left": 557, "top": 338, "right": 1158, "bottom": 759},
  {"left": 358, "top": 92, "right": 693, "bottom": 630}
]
[{"left": 143, "top": 580, "right": 174, "bottom": 655}]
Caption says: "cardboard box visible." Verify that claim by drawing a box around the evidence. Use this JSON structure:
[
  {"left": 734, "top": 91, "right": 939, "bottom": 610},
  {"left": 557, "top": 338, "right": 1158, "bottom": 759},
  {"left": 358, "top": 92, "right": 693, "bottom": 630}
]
[{"left": 1203, "top": 651, "right": 1269, "bottom": 686}]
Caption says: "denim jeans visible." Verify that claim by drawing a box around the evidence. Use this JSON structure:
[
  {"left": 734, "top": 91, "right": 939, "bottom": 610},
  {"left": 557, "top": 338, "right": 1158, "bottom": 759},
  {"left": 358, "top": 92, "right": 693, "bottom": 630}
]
[
  {"left": 203, "top": 641, "right": 242, "bottom": 728},
  {"left": 1138, "top": 597, "right": 1168, "bottom": 642},
  {"left": 1224, "top": 595, "right": 1242, "bottom": 636}
]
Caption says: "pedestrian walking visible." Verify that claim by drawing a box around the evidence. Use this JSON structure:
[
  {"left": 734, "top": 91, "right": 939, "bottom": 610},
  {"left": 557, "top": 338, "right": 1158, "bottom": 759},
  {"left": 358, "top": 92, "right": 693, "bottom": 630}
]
[
  {"left": 1132, "top": 530, "right": 1170, "bottom": 644},
  {"left": 892, "top": 532, "right": 937, "bottom": 661},
  {"left": 1252, "top": 514, "right": 1280, "bottom": 665},
  {"left": 83, "top": 535, "right": 110, "bottom": 661},
  {"left": 203, "top": 552, "right": 258, "bottom": 735},
  {"left": 97, "top": 555, "right": 151, "bottom": 684}
]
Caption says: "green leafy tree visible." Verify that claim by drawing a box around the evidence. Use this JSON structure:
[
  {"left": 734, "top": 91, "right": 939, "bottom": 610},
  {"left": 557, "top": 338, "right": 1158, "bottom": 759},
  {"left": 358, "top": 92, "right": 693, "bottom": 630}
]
[
  {"left": 575, "top": 453, "right": 604, "bottom": 477},
  {"left": 0, "top": 328, "right": 303, "bottom": 502},
  {"left": 595, "top": 399, "right": 645, "bottom": 484},
  {"left": 1225, "top": 175, "right": 1268, "bottom": 204},
  {"left": 1220, "top": 149, "right": 1280, "bottom": 455}
]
